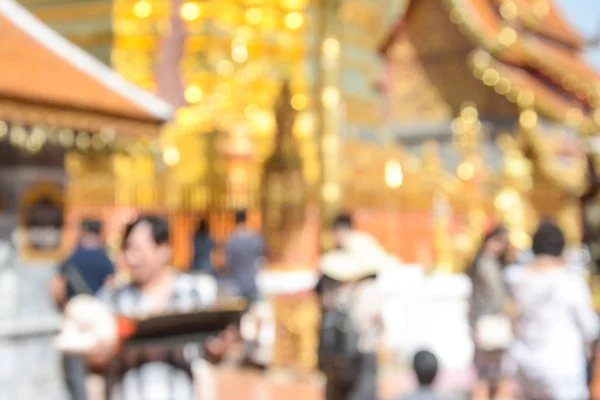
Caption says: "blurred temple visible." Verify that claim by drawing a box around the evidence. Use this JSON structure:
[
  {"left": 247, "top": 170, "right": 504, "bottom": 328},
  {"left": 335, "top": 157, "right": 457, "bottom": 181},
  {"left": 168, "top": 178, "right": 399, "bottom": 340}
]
[
  {"left": 0, "top": 3, "right": 172, "bottom": 398},
  {"left": 3, "top": 0, "right": 600, "bottom": 384},
  {"left": 0, "top": 1, "right": 172, "bottom": 260},
  {"left": 6, "top": 0, "right": 600, "bottom": 272},
  {"left": 378, "top": 0, "right": 600, "bottom": 270}
]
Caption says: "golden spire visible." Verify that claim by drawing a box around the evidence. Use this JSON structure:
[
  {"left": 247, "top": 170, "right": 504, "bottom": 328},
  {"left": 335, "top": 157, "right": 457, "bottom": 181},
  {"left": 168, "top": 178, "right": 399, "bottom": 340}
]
[
  {"left": 274, "top": 82, "right": 297, "bottom": 145},
  {"left": 268, "top": 81, "right": 301, "bottom": 169}
]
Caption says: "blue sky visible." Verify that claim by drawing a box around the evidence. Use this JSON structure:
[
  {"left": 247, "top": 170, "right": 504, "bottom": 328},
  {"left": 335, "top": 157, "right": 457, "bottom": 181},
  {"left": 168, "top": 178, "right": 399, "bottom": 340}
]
[{"left": 555, "top": 0, "right": 600, "bottom": 70}]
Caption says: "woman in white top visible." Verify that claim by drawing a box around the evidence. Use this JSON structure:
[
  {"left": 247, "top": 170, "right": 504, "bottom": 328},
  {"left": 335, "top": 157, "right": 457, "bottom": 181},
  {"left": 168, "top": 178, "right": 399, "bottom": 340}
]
[{"left": 506, "top": 221, "right": 599, "bottom": 400}]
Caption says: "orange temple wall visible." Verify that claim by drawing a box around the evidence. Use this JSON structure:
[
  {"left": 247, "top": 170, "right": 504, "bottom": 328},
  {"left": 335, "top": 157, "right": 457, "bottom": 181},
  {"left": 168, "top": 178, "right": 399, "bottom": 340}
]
[{"left": 64, "top": 206, "right": 467, "bottom": 270}]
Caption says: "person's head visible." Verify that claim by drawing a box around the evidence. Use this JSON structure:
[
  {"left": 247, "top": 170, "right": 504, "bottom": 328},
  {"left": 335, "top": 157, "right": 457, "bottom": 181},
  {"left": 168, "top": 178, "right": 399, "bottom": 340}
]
[
  {"left": 413, "top": 350, "right": 438, "bottom": 387},
  {"left": 80, "top": 219, "right": 103, "bottom": 246},
  {"left": 235, "top": 210, "right": 247, "bottom": 226},
  {"left": 532, "top": 220, "right": 565, "bottom": 259},
  {"left": 196, "top": 218, "right": 209, "bottom": 235},
  {"left": 122, "top": 215, "right": 171, "bottom": 285},
  {"left": 482, "top": 225, "right": 509, "bottom": 261},
  {"left": 333, "top": 213, "right": 353, "bottom": 247}
]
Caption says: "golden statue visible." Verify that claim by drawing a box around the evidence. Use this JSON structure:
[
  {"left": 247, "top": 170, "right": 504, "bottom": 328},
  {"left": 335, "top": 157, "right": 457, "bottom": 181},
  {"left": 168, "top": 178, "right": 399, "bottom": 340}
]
[
  {"left": 262, "top": 82, "right": 319, "bottom": 374},
  {"left": 261, "top": 82, "right": 308, "bottom": 265},
  {"left": 452, "top": 103, "right": 487, "bottom": 270}
]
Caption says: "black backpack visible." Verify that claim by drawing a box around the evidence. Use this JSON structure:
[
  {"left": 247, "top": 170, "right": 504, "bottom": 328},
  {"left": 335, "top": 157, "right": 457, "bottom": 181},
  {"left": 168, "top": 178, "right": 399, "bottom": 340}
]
[{"left": 318, "top": 306, "right": 362, "bottom": 385}]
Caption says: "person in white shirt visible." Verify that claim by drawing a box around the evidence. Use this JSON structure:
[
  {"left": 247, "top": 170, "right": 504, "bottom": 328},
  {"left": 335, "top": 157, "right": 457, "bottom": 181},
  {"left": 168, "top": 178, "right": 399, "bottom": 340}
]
[{"left": 506, "top": 221, "right": 599, "bottom": 400}]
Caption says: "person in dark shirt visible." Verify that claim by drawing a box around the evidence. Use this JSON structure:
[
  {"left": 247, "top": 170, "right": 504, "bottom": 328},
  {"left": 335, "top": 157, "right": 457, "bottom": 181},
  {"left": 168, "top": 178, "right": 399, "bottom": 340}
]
[
  {"left": 190, "top": 218, "right": 216, "bottom": 277},
  {"left": 59, "top": 220, "right": 115, "bottom": 300},
  {"left": 400, "top": 350, "right": 449, "bottom": 400},
  {"left": 49, "top": 219, "right": 115, "bottom": 400},
  {"left": 224, "top": 210, "right": 265, "bottom": 304}
]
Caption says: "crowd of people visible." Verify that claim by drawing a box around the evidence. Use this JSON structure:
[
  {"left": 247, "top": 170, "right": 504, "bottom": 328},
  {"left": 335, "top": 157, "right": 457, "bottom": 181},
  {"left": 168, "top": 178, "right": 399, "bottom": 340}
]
[
  {"left": 317, "top": 217, "right": 599, "bottom": 400},
  {"left": 468, "top": 221, "right": 598, "bottom": 400},
  {"left": 50, "top": 211, "right": 266, "bottom": 400},
  {"left": 49, "top": 211, "right": 600, "bottom": 400}
]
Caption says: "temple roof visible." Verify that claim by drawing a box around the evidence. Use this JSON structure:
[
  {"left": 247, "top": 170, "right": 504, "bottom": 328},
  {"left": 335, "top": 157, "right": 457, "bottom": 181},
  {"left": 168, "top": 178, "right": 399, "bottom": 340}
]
[
  {"left": 382, "top": 0, "right": 599, "bottom": 128},
  {"left": 509, "top": 0, "right": 584, "bottom": 49},
  {"left": 0, "top": 0, "right": 173, "bottom": 135}
]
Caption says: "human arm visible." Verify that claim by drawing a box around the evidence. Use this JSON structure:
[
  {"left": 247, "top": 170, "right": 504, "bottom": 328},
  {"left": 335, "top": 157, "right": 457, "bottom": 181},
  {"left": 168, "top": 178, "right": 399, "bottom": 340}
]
[
  {"left": 258, "top": 234, "right": 267, "bottom": 258},
  {"left": 49, "top": 275, "right": 67, "bottom": 309},
  {"left": 571, "top": 277, "right": 599, "bottom": 345},
  {"left": 222, "top": 239, "right": 232, "bottom": 274},
  {"left": 100, "top": 255, "right": 116, "bottom": 289},
  {"left": 54, "top": 293, "right": 120, "bottom": 370},
  {"left": 81, "top": 284, "right": 121, "bottom": 369},
  {"left": 49, "top": 257, "right": 71, "bottom": 308}
]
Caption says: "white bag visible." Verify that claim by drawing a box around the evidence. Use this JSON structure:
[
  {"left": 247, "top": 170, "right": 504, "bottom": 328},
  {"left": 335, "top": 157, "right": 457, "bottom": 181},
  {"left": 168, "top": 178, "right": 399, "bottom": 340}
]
[{"left": 475, "top": 314, "right": 512, "bottom": 351}]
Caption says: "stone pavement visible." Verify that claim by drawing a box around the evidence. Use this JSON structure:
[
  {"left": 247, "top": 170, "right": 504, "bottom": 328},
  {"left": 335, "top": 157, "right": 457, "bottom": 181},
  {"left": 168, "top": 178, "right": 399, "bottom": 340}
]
[
  {"left": 199, "top": 366, "right": 471, "bottom": 400},
  {"left": 87, "top": 365, "right": 472, "bottom": 400}
]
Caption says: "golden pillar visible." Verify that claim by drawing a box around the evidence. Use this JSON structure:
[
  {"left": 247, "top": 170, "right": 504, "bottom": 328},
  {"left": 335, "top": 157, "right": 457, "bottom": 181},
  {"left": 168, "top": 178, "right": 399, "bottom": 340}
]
[
  {"left": 315, "top": 0, "right": 343, "bottom": 250},
  {"left": 421, "top": 141, "right": 454, "bottom": 273},
  {"left": 452, "top": 103, "right": 488, "bottom": 269},
  {"left": 431, "top": 193, "right": 454, "bottom": 273},
  {"left": 495, "top": 132, "right": 535, "bottom": 251}
]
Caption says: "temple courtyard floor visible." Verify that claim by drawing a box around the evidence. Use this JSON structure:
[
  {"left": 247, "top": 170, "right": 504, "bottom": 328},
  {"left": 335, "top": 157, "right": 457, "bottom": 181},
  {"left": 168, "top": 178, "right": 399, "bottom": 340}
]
[{"left": 88, "top": 365, "right": 473, "bottom": 399}]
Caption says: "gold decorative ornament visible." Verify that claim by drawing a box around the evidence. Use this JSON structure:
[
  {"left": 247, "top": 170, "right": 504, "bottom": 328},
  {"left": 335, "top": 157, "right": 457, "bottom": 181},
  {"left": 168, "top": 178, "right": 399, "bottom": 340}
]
[
  {"left": 499, "top": 1, "right": 518, "bottom": 21},
  {"left": 385, "top": 160, "right": 403, "bottom": 189}
]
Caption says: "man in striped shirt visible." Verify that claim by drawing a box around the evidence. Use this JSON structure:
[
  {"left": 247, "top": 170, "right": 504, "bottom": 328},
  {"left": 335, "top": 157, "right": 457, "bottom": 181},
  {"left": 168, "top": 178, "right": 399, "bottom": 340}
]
[{"left": 89, "top": 215, "right": 215, "bottom": 400}]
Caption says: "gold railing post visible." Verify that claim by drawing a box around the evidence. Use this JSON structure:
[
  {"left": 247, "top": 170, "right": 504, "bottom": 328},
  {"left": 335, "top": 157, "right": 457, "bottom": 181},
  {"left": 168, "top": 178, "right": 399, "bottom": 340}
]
[{"left": 315, "top": 0, "right": 343, "bottom": 250}]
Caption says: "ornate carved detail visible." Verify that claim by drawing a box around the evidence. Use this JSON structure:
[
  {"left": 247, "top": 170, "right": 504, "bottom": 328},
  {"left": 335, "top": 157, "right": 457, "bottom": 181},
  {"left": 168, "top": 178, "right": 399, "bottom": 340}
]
[
  {"left": 495, "top": 133, "right": 536, "bottom": 249},
  {"left": 387, "top": 38, "right": 452, "bottom": 122},
  {"left": 519, "top": 108, "right": 587, "bottom": 197},
  {"left": 18, "top": 181, "right": 65, "bottom": 261},
  {"left": 451, "top": 103, "right": 487, "bottom": 267},
  {"left": 273, "top": 82, "right": 298, "bottom": 164},
  {"left": 272, "top": 294, "right": 319, "bottom": 372},
  {"left": 0, "top": 98, "right": 162, "bottom": 137}
]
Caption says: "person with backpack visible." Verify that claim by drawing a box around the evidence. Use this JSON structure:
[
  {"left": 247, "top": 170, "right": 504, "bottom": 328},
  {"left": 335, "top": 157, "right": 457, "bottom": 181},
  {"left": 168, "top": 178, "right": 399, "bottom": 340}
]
[
  {"left": 49, "top": 219, "right": 115, "bottom": 400},
  {"left": 318, "top": 231, "right": 386, "bottom": 400}
]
